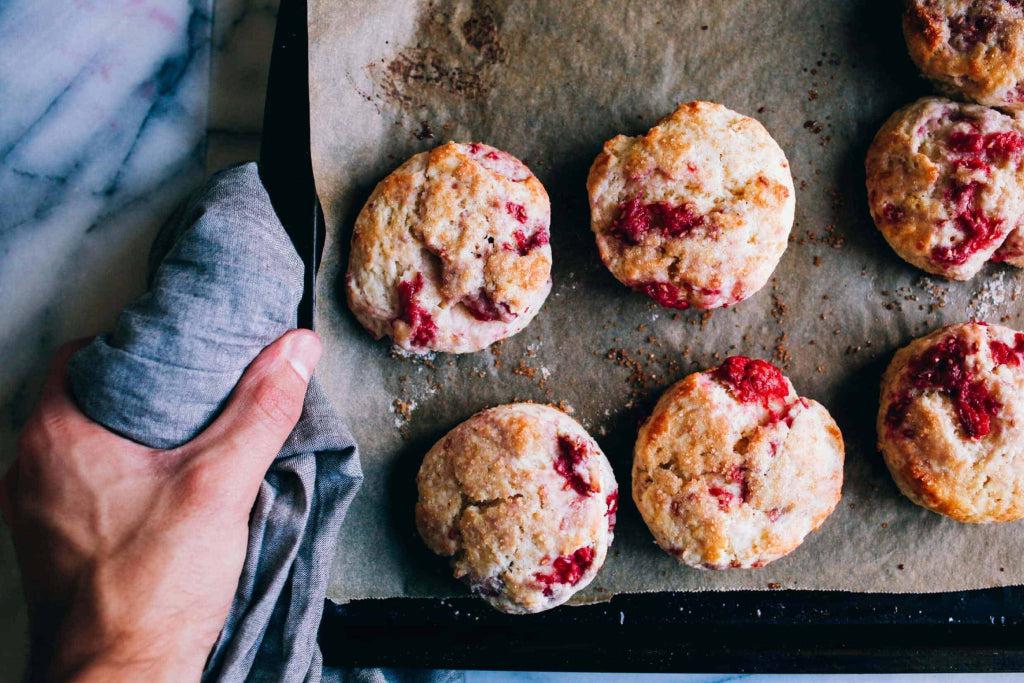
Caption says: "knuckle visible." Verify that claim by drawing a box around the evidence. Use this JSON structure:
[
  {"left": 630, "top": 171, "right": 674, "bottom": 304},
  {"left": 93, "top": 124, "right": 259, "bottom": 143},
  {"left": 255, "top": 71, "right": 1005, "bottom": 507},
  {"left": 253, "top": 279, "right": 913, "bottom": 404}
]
[{"left": 250, "top": 379, "right": 301, "bottom": 430}]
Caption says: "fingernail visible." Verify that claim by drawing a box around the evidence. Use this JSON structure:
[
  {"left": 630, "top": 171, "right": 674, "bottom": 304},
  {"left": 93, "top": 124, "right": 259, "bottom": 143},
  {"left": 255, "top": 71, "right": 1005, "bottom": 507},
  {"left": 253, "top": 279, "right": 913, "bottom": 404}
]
[{"left": 284, "top": 331, "right": 322, "bottom": 382}]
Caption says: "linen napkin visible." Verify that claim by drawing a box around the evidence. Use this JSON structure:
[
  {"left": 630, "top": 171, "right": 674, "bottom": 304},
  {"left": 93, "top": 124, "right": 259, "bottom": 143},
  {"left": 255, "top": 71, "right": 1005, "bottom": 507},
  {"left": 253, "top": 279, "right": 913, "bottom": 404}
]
[{"left": 67, "top": 162, "right": 362, "bottom": 682}]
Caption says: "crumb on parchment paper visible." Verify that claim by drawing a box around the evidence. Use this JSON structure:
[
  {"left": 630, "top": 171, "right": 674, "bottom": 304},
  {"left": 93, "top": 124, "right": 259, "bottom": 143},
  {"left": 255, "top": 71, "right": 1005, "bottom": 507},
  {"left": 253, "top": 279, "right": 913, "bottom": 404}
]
[
  {"left": 769, "top": 280, "right": 790, "bottom": 367},
  {"left": 391, "top": 398, "right": 417, "bottom": 429},
  {"left": 968, "top": 270, "right": 1010, "bottom": 322}
]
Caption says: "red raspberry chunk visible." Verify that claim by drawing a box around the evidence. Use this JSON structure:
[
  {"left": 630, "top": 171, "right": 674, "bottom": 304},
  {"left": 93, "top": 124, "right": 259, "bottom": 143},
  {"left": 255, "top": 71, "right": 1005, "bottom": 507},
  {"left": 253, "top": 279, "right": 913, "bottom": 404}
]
[
  {"left": 991, "top": 332, "right": 1024, "bottom": 366},
  {"left": 554, "top": 435, "right": 594, "bottom": 497},
  {"left": 708, "top": 486, "right": 734, "bottom": 511},
  {"left": 932, "top": 181, "right": 1003, "bottom": 267},
  {"left": 728, "top": 465, "right": 749, "bottom": 503},
  {"left": 512, "top": 228, "right": 549, "bottom": 255},
  {"left": 955, "top": 380, "right": 1000, "bottom": 439},
  {"left": 533, "top": 546, "right": 595, "bottom": 596},
  {"left": 610, "top": 196, "right": 705, "bottom": 245},
  {"left": 636, "top": 281, "right": 690, "bottom": 309},
  {"left": 713, "top": 356, "right": 789, "bottom": 406},
  {"left": 886, "top": 334, "right": 1000, "bottom": 439},
  {"left": 462, "top": 289, "right": 513, "bottom": 323},
  {"left": 397, "top": 273, "right": 437, "bottom": 347},
  {"left": 948, "top": 11, "right": 997, "bottom": 50},
  {"left": 982, "top": 131, "right": 1024, "bottom": 158},
  {"left": 606, "top": 490, "right": 619, "bottom": 531},
  {"left": 881, "top": 203, "right": 905, "bottom": 223},
  {"left": 505, "top": 201, "right": 528, "bottom": 223},
  {"left": 948, "top": 128, "right": 1024, "bottom": 173}
]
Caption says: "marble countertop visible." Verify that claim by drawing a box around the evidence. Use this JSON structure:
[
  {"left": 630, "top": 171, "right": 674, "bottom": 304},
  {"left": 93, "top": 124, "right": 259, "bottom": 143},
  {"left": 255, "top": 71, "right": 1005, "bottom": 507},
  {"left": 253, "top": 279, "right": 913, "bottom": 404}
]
[
  {"left": 0, "top": 0, "right": 217, "bottom": 677},
  {"left": 0, "top": 0, "right": 1015, "bottom": 680}
]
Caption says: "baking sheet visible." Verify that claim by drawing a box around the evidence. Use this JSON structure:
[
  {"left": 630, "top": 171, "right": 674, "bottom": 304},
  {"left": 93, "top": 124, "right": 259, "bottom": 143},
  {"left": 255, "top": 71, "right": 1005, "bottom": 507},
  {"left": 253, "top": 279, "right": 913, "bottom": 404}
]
[{"left": 309, "top": 0, "right": 1024, "bottom": 603}]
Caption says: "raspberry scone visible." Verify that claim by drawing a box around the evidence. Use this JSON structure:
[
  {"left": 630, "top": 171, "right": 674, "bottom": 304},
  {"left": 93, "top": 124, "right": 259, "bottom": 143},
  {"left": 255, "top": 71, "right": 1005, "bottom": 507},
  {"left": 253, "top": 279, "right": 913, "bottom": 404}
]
[
  {"left": 346, "top": 142, "right": 552, "bottom": 354},
  {"left": 904, "top": 0, "right": 1024, "bottom": 110},
  {"left": 865, "top": 97, "right": 1024, "bottom": 279},
  {"left": 415, "top": 403, "right": 618, "bottom": 613},
  {"left": 632, "top": 357, "right": 844, "bottom": 569},
  {"left": 878, "top": 321, "right": 1024, "bottom": 523},
  {"left": 587, "top": 101, "right": 795, "bottom": 310}
]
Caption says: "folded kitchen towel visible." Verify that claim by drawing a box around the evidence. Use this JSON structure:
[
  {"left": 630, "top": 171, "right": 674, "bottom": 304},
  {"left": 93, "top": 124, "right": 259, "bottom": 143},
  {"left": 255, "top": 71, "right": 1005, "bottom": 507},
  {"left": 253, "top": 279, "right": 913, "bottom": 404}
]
[{"left": 68, "top": 162, "right": 363, "bottom": 682}]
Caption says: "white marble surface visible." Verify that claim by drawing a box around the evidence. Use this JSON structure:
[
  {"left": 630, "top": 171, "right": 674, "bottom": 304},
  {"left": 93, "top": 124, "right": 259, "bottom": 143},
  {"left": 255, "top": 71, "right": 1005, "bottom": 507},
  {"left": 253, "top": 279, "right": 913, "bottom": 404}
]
[
  {"left": 0, "top": 0, "right": 212, "bottom": 678},
  {"left": 0, "top": 0, "right": 1016, "bottom": 680},
  {"left": 206, "top": 0, "right": 277, "bottom": 171}
]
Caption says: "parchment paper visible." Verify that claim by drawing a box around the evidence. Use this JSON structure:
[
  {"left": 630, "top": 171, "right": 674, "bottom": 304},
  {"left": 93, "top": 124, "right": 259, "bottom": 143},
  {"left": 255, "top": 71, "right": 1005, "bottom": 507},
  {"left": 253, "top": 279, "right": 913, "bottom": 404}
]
[{"left": 309, "top": 0, "right": 1024, "bottom": 603}]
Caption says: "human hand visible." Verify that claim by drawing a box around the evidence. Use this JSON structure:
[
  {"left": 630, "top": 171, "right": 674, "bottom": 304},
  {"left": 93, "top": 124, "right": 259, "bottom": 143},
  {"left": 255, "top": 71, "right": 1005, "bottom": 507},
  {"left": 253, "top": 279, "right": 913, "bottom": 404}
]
[{"left": 1, "top": 329, "right": 322, "bottom": 682}]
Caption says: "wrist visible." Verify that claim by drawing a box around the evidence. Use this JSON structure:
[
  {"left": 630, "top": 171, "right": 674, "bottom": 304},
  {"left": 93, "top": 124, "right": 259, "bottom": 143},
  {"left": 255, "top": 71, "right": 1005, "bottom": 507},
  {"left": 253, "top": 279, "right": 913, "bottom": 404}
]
[
  {"left": 40, "top": 629, "right": 207, "bottom": 683},
  {"left": 64, "top": 652, "right": 205, "bottom": 683}
]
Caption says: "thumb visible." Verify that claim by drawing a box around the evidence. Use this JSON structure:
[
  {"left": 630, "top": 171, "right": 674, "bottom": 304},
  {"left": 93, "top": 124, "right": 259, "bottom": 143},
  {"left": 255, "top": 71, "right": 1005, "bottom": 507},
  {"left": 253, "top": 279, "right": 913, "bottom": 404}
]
[{"left": 188, "top": 329, "right": 322, "bottom": 480}]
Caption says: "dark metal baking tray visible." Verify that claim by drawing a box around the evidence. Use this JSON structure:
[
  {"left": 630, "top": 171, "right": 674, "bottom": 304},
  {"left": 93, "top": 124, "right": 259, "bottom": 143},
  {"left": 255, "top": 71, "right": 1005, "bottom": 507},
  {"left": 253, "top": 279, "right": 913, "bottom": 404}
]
[{"left": 258, "top": 0, "right": 1024, "bottom": 672}]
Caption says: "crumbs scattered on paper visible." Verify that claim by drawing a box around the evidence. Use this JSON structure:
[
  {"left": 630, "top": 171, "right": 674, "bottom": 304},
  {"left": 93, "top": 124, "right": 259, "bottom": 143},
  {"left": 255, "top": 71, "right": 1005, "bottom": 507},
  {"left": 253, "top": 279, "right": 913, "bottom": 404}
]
[
  {"left": 390, "top": 368, "right": 441, "bottom": 433},
  {"left": 390, "top": 345, "right": 437, "bottom": 366},
  {"left": 367, "top": 1, "right": 507, "bottom": 112},
  {"left": 969, "top": 271, "right": 1009, "bottom": 322},
  {"left": 391, "top": 398, "right": 417, "bottom": 429},
  {"left": 916, "top": 276, "right": 949, "bottom": 312}
]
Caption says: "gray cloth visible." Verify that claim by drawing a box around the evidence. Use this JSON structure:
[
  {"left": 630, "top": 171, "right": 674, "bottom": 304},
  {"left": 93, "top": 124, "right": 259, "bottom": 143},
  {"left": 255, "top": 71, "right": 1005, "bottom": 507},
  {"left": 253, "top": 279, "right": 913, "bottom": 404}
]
[{"left": 67, "top": 162, "right": 363, "bottom": 682}]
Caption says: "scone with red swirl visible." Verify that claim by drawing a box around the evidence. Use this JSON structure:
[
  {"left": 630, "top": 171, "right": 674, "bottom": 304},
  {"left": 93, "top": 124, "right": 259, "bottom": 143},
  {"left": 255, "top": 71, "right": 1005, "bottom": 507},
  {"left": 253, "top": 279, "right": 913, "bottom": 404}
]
[
  {"left": 416, "top": 403, "right": 618, "bottom": 613},
  {"left": 346, "top": 142, "right": 551, "bottom": 354},
  {"left": 632, "top": 357, "right": 844, "bottom": 569},
  {"left": 866, "top": 97, "right": 1024, "bottom": 279},
  {"left": 879, "top": 321, "right": 1024, "bottom": 523},
  {"left": 904, "top": 0, "right": 1024, "bottom": 110},
  {"left": 587, "top": 101, "right": 795, "bottom": 310}
]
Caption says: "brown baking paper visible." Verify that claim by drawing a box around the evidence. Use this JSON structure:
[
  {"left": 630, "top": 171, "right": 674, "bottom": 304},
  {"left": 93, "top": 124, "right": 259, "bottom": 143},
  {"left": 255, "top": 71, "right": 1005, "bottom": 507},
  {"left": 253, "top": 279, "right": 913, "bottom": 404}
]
[{"left": 309, "top": 0, "right": 1024, "bottom": 602}]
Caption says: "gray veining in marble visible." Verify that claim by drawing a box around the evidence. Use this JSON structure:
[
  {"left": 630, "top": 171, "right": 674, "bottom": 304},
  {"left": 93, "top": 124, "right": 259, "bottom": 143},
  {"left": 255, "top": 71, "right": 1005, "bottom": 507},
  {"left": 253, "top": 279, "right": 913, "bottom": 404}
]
[
  {"left": 0, "top": 1, "right": 212, "bottom": 678},
  {"left": 206, "top": 0, "right": 278, "bottom": 171}
]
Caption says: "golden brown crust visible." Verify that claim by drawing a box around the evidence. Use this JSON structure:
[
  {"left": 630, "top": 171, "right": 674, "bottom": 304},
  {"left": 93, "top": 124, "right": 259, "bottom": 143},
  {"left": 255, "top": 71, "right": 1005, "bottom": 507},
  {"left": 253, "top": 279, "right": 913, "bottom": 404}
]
[
  {"left": 587, "top": 101, "right": 794, "bottom": 310},
  {"left": 865, "top": 97, "right": 1024, "bottom": 279},
  {"left": 346, "top": 142, "right": 552, "bottom": 354},
  {"left": 878, "top": 321, "right": 1024, "bottom": 522},
  {"left": 415, "top": 403, "right": 617, "bottom": 613},
  {"left": 632, "top": 360, "right": 844, "bottom": 569},
  {"left": 904, "top": 0, "right": 1024, "bottom": 110}
]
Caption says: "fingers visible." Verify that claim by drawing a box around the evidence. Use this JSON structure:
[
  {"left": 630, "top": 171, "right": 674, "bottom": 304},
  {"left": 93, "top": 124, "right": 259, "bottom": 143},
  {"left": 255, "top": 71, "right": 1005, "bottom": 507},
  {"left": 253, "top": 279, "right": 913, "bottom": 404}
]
[{"left": 188, "top": 330, "right": 322, "bottom": 487}]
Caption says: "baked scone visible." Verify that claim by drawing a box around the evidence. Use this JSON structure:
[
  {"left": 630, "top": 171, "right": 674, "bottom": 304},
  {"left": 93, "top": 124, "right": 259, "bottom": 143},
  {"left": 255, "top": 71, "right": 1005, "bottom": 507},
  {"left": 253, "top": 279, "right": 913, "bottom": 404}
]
[
  {"left": 865, "top": 97, "right": 1024, "bottom": 279},
  {"left": 346, "top": 142, "right": 552, "bottom": 354},
  {"left": 878, "top": 321, "right": 1024, "bottom": 523},
  {"left": 416, "top": 403, "right": 618, "bottom": 613},
  {"left": 632, "top": 356, "right": 844, "bottom": 569},
  {"left": 587, "top": 101, "right": 795, "bottom": 310},
  {"left": 904, "top": 0, "right": 1024, "bottom": 110}
]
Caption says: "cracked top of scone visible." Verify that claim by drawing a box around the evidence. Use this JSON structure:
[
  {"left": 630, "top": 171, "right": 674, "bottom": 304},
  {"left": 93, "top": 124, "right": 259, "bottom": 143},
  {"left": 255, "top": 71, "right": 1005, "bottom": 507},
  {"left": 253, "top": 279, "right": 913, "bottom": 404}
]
[
  {"left": 878, "top": 321, "right": 1024, "bottom": 523},
  {"left": 904, "top": 0, "right": 1024, "bottom": 110},
  {"left": 866, "top": 97, "right": 1024, "bottom": 280},
  {"left": 346, "top": 142, "right": 552, "bottom": 354},
  {"left": 415, "top": 403, "right": 618, "bottom": 614},
  {"left": 632, "top": 357, "right": 844, "bottom": 569},
  {"left": 586, "top": 101, "right": 795, "bottom": 311}
]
